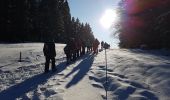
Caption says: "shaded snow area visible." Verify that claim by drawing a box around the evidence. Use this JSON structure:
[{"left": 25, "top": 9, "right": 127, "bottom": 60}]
[{"left": 0, "top": 43, "right": 170, "bottom": 100}]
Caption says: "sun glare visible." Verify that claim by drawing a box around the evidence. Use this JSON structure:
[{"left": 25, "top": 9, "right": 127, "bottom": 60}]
[{"left": 100, "top": 9, "right": 118, "bottom": 29}]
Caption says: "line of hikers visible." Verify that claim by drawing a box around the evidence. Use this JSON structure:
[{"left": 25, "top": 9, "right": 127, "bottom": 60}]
[
  {"left": 64, "top": 38, "right": 100, "bottom": 64},
  {"left": 101, "top": 41, "right": 110, "bottom": 50},
  {"left": 43, "top": 38, "right": 100, "bottom": 73}
]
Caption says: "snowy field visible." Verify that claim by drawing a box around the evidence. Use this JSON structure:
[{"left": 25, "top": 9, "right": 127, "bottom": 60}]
[{"left": 0, "top": 43, "right": 170, "bottom": 100}]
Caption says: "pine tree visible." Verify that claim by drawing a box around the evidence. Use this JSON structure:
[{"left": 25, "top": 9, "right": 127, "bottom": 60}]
[
  {"left": 117, "top": 0, "right": 170, "bottom": 48},
  {"left": 0, "top": 0, "right": 28, "bottom": 42},
  {"left": 39, "top": 0, "right": 62, "bottom": 42},
  {"left": 60, "top": 0, "right": 72, "bottom": 41},
  {"left": 75, "top": 18, "right": 81, "bottom": 38},
  {"left": 0, "top": 0, "right": 95, "bottom": 44}
]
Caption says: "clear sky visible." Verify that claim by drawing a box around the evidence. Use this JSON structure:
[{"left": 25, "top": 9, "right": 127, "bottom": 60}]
[{"left": 68, "top": 0, "right": 120, "bottom": 48}]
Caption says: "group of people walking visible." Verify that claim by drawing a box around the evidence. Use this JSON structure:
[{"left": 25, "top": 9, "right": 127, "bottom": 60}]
[
  {"left": 101, "top": 41, "right": 110, "bottom": 50},
  {"left": 64, "top": 38, "right": 100, "bottom": 64},
  {"left": 43, "top": 38, "right": 100, "bottom": 73}
]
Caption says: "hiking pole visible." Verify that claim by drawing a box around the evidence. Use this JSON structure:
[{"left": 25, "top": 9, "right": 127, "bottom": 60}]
[
  {"left": 19, "top": 51, "right": 22, "bottom": 62},
  {"left": 105, "top": 48, "right": 108, "bottom": 100}
]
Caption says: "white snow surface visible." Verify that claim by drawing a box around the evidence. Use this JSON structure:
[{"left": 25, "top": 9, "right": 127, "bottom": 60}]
[{"left": 0, "top": 43, "right": 170, "bottom": 100}]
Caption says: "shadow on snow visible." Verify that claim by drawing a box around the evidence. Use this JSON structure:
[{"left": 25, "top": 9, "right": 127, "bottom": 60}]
[
  {"left": 65, "top": 54, "right": 94, "bottom": 88},
  {"left": 0, "top": 54, "right": 94, "bottom": 99},
  {"left": 0, "top": 61, "right": 68, "bottom": 99}
]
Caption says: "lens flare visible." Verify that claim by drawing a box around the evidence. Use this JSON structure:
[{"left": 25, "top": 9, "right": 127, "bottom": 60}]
[
  {"left": 124, "top": 0, "right": 170, "bottom": 14},
  {"left": 100, "top": 9, "right": 118, "bottom": 29}
]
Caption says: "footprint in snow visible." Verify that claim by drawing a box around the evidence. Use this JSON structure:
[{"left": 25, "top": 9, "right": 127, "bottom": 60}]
[
  {"left": 91, "top": 82, "right": 104, "bottom": 89},
  {"left": 44, "top": 89, "right": 57, "bottom": 98},
  {"left": 40, "top": 87, "right": 46, "bottom": 91},
  {"left": 113, "top": 86, "right": 136, "bottom": 100},
  {"left": 89, "top": 72, "right": 158, "bottom": 100},
  {"left": 109, "top": 73, "right": 128, "bottom": 79},
  {"left": 56, "top": 88, "right": 65, "bottom": 93}
]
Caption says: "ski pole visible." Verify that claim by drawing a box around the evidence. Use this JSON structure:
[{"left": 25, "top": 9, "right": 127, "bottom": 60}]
[
  {"left": 19, "top": 51, "right": 22, "bottom": 62},
  {"left": 105, "top": 48, "right": 108, "bottom": 100}
]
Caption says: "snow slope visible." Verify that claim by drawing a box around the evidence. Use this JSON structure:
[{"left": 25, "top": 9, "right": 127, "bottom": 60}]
[
  {"left": 0, "top": 43, "right": 170, "bottom": 100},
  {"left": 90, "top": 49, "right": 170, "bottom": 100}
]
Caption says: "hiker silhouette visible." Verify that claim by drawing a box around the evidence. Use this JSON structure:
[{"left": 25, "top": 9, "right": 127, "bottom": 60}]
[{"left": 43, "top": 41, "right": 56, "bottom": 73}]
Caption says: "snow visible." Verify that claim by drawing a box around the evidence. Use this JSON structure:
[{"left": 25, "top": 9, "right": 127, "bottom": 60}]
[
  {"left": 90, "top": 49, "right": 170, "bottom": 100},
  {"left": 0, "top": 43, "right": 170, "bottom": 100}
]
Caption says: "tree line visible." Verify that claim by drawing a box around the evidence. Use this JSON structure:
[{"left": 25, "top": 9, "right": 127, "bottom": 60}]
[
  {"left": 0, "top": 0, "right": 95, "bottom": 43},
  {"left": 116, "top": 0, "right": 170, "bottom": 49}
]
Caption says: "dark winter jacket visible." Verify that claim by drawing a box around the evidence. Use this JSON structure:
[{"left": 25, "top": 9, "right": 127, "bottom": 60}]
[
  {"left": 93, "top": 39, "right": 100, "bottom": 48},
  {"left": 43, "top": 42, "right": 56, "bottom": 58},
  {"left": 64, "top": 45, "right": 70, "bottom": 54}
]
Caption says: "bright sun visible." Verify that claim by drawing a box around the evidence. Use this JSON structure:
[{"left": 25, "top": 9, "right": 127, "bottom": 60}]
[{"left": 100, "top": 9, "right": 118, "bottom": 29}]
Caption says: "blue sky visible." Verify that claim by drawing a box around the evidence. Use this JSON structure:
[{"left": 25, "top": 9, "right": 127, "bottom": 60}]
[{"left": 68, "top": 0, "right": 120, "bottom": 48}]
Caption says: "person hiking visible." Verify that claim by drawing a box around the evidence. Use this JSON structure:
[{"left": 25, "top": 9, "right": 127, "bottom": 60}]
[
  {"left": 64, "top": 38, "right": 74, "bottom": 64},
  {"left": 70, "top": 38, "right": 77, "bottom": 61},
  {"left": 64, "top": 44, "right": 71, "bottom": 64},
  {"left": 93, "top": 38, "right": 100, "bottom": 54},
  {"left": 86, "top": 39, "right": 91, "bottom": 53},
  {"left": 76, "top": 38, "right": 82, "bottom": 57},
  {"left": 64, "top": 38, "right": 77, "bottom": 62},
  {"left": 81, "top": 40, "right": 86, "bottom": 55},
  {"left": 43, "top": 41, "right": 56, "bottom": 73},
  {"left": 101, "top": 41, "right": 104, "bottom": 50}
]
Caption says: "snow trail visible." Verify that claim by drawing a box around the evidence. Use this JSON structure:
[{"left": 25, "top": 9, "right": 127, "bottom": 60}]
[
  {"left": 64, "top": 76, "right": 102, "bottom": 100},
  {"left": 62, "top": 54, "right": 102, "bottom": 100},
  {"left": 0, "top": 44, "right": 170, "bottom": 100}
]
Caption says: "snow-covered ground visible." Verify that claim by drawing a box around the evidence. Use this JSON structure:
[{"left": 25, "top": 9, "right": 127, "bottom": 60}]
[{"left": 0, "top": 43, "right": 170, "bottom": 100}]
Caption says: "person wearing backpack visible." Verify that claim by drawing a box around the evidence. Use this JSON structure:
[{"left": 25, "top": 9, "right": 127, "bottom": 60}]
[{"left": 43, "top": 41, "right": 56, "bottom": 73}]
